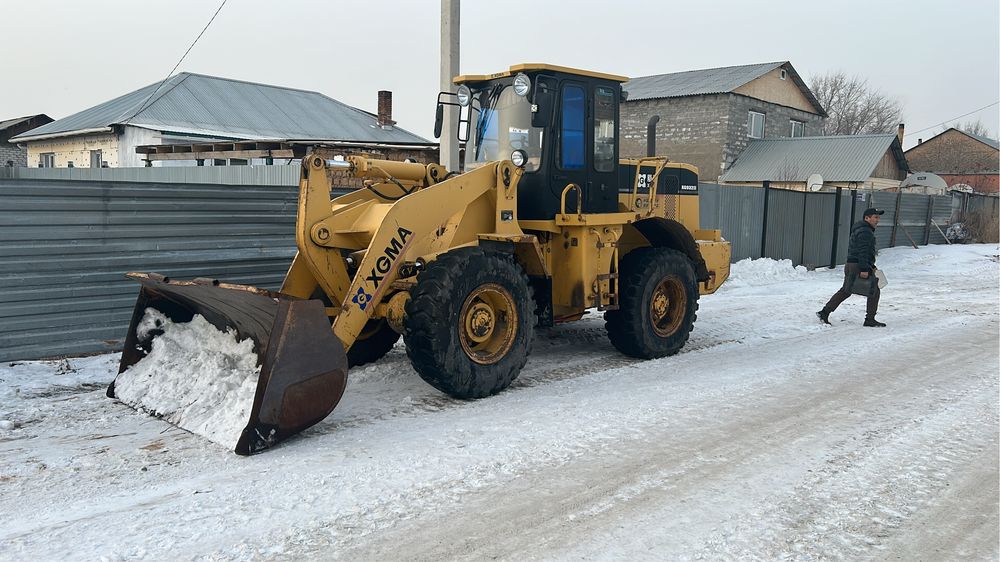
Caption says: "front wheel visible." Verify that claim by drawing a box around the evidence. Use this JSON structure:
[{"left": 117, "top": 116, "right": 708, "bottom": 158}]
[
  {"left": 403, "top": 247, "right": 534, "bottom": 399},
  {"left": 605, "top": 247, "right": 699, "bottom": 359}
]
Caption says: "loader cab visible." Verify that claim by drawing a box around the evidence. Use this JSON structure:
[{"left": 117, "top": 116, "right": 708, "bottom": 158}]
[{"left": 441, "top": 64, "right": 628, "bottom": 220}]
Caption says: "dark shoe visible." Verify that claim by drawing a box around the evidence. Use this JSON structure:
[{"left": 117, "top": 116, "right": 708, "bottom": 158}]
[
  {"left": 863, "top": 318, "right": 886, "bottom": 327},
  {"left": 816, "top": 310, "right": 831, "bottom": 325}
]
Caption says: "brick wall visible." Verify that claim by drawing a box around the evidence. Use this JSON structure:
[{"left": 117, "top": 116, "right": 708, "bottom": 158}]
[
  {"left": 905, "top": 129, "right": 999, "bottom": 173},
  {"left": 0, "top": 143, "right": 26, "bottom": 167},
  {"left": 621, "top": 93, "right": 824, "bottom": 181},
  {"left": 724, "top": 94, "right": 824, "bottom": 174},
  {"left": 621, "top": 95, "right": 730, "bottom": 180}
]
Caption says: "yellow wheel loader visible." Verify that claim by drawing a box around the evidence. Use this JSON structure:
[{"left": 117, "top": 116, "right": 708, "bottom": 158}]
[{"left": 108, "top": 64, "right": 731, "bottom": 454}]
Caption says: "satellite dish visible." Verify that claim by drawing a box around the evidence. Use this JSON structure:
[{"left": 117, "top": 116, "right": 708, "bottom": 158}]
[{"left": 807, "top": 173, "right": 824, "bottom": 192}]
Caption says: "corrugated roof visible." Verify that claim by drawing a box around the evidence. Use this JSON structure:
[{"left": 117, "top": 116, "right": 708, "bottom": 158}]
[
  {"left": 0, "top": 114, "right": 51, "bottom": 133},
  {"left": 12, "top": 73, "right": 430, "bottom": 145},
  {"left": 719, "top": 134, "right": 907, "bottom": 183},
  {"left": 623, "top": 61, "right": 826, "bottom": 116}
]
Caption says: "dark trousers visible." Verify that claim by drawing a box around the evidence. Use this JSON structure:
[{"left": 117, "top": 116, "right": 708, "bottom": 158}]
[{"left": 823, "top": 262, "right": 880, "bottom": 319}]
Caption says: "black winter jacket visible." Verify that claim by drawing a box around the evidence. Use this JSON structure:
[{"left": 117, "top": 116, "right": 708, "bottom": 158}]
[{"left": 846, "top": 220, "right": 877, "bottom": 272}]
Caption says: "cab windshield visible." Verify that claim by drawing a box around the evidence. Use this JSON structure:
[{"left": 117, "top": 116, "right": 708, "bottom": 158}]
[{"left": 464, "top": 85, "right": 543, "bottom": 172}]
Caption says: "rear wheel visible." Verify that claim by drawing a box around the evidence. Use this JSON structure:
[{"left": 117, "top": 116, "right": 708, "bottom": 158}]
[
  {"left": 605, "top": 247, "right": 699, "bottom": 359},
  {"left": 403, "top": 247, "right": 534, "bottom": 399}
]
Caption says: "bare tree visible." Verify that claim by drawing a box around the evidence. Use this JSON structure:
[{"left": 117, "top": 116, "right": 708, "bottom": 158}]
[
  {"left": 944, "top": 118, "right": 994, "bottom": 138},
  {"left": 809, "top": 71, "right": 904, "bottom": 136}
]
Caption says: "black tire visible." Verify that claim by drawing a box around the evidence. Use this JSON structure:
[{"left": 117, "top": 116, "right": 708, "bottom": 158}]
[
  {"left": 347, "top": 319, "right": 400, "bottom": 368},
  {"left": 403, "top": 247, "right": 534, "bottom": 399},
  {"left": 605, "top": 247, "right": 699, "bottom": 359}
]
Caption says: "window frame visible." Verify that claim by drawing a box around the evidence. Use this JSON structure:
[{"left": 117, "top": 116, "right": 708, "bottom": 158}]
[
  {"left": 747, "top": 111, "right": 766, "bottom": 139},
  {"left": 558, "top": 82, "right": 587, "bottom": 171},
  {"left": 592, "top": 85, "right": 617, "bottom": 173},
  {"left": 790, "top": 119, "right": 805, "bottom": 138},
  {"left": 39, "top": 153, "right": 55, "bottom": 168}
]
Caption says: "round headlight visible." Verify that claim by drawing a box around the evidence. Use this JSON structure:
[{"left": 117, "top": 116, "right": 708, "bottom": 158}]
[
  {"left": 513, "top": 73, "right": 531, "bottom": 97},
  {"left": 510, "top": 149, "right": 527, "bottom": 168},
  {"left": 456, "top": 85, "right": 472, "bottom": 107}
]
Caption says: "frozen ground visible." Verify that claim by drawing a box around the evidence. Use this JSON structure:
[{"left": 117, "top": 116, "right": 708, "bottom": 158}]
[{"left": 1, "top": 244, "right": 997, "bottom": 561}]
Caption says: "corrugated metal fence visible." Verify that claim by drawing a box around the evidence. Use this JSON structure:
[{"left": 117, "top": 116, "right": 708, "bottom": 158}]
[
  {"left": 0, "top": 172, "right": 985, "bottom": 362},
  {"left": 0, "top": 175, "right": 357, "bottom": 362},
  {"left": 699, "top": 183, "right": 957, "bottom": 265}
]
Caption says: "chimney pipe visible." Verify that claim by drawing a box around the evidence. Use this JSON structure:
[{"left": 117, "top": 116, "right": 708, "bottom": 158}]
[
  {"left": 646, "top": 115, "right": 660, "bottom": 157},
  {"left": 918, "top": 138, "right": 923, "bottom": 145},
  {"left": 897, "top": 123, "right": 905, "bottom": 144},
  {"left": 377, "top": 90, "right": 395, "bottom": 128}
]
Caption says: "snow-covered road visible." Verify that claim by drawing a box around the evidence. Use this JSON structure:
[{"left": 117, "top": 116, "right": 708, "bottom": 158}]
[{"left": 1, "top": 244, "right": 997, "bottom": 561}]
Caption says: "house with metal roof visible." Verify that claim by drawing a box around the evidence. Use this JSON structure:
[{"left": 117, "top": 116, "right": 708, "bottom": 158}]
[
  {"left": 718, "top": 132, "right": 909, "bottom": 191},
  {"left": 9, "top": 73, "right": 434, "bottom": 168},
  {"left": 1, "top": 114, "right": 53, "bottom": 167},
  {"left": 620, "top": 61, "right": 827, "bottom": 181},
  {"left": 904, "top": 128, "right": 999, "bottom": 195}
]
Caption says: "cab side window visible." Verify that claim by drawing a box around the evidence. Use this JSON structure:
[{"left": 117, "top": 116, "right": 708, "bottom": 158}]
[
  {"left": 559, "top": 84, "right": 585, "bottom": 170},
  {"left": 593, "top": 86, "right": 616, "bottom": 172}
]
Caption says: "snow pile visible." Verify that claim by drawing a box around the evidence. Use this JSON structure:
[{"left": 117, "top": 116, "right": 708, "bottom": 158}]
[
  {"left": 724, "top": 257, "right": 811, "bottom": 288},
  {"left": 113, "top": 308, "right": 261, "bottom": 450}
]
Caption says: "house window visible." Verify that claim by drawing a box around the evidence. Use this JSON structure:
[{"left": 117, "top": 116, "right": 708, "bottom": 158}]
[
  {"left": 790, "top": 120, "right": 805, "bottom": 138},
  {"left": 90, "top": 150, "right": 102, "bottom": 168},
  {"left": 747, "top": 111, "right": 765, "bottom": 139},
  {"left": 39, "top": 153, "right": 55, "bottom": 168},
  {"left": 780, "top": 69, "right": 787, "bottom": 80}
]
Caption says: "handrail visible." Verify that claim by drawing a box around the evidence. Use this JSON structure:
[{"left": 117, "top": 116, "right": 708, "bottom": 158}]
[
  {"left": 559, "top": 183, "right": 583, "bottom": 217},
  {"left": 630, "top": 157, "right": 668, "bottom": 213}
]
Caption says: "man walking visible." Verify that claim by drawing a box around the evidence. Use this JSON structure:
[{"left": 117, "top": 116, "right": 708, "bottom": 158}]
[{"left": 817, "top": 208, "right": 886, "bottom": 327}]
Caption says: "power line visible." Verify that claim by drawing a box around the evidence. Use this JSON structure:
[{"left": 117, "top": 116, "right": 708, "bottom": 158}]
[
  {"left": 904, "top": 100, "right": 999, "bottom": 138},
  {"left": 122, "top": 0, "right": 229, "bottom": 125}
]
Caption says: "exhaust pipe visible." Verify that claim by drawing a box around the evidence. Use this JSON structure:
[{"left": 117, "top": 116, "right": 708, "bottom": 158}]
[{"left": 647, "top": 115, "right": 660, "bottom": 157}]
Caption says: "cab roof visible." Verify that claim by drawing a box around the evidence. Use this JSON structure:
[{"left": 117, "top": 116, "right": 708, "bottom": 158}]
[{"left": 454, "top": 63, "right": 628, "bottom": 85}]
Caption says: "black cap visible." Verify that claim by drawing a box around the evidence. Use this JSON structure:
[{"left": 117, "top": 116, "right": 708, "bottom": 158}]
[{"left": 863, "top": 208, "right": 885, "bottom": 217}]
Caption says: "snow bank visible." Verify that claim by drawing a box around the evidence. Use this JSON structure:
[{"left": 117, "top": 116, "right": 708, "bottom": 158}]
[
  {"left": 113, "top": 308, "right": 261, "bottom": 451},
  {"left": 724, "top": 257, "right": 811, "bottom": 288}
]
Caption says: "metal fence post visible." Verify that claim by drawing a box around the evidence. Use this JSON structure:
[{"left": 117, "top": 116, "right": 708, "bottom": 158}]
[
  {"left": 759, "top": 180, "right": 770, "bottom": 259},
  {"left": 890, "top": 191, "right": 902, "bottom": 247},
  {"left": 830, "top": 187, "right": 842, "bottom": 268},
  {"left": 924, "top": 195, "right": 934, "bottom": 245}
]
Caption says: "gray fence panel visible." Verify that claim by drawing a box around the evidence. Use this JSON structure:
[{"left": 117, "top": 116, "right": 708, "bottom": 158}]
[
  {"left": 0, "top": 178, "right": 308, "bottom": 362},
  {"left": 896, "top": 193, "right": 930, "bottom": 247},
  {"left": 763, "top": 189, "right": 804, "bottom": 264},
  {"left": 698, "top": 183, "right": 721, "bottom": 231},
  {"left": 0, "top": 164, "right": 301, "bottom": 186},
  {"left": 871, "top": 191, "right": 898, "bottom": 250},
  {"left": 928, "top": 195, "right": 953, "bottom": 244},
  {"left": 700, "top": 183, "right": 764, "bottom": 262},
  {"left": 802, "top": 192, "right": 836, "bottom": 268}
]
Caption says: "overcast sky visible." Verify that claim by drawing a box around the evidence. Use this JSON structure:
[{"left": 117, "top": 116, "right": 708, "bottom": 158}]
[{"left": 2, "top": 0, "right": 997, "bottom": 150}]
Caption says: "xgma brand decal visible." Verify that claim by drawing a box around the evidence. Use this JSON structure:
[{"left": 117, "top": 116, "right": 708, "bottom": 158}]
[{"left": 365, "top": 226, "right": 413, "bottom": 290}]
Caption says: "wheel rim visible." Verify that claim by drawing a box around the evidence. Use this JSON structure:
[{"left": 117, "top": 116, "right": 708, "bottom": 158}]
[
  {"left": 459, "top": 283, "right": 518, "bottom": 365},
  {"left": 649, "top": 275, "right": 687, "bottom": 337}
]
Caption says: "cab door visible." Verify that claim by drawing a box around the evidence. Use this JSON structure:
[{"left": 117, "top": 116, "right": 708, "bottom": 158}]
[
  {"left": 551, "top": 80, "right": 619, "bottom": 215},
  {"left": 551, "top": 81, "right": 588, "bottom": 213},
  {"left": 588, "top": 84, "right": 619, "bottom": 213}
]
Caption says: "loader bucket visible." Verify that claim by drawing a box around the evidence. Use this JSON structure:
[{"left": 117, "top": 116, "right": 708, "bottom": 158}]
[{"left": 108, "top": 273, "right": 348, "bottom": 455}]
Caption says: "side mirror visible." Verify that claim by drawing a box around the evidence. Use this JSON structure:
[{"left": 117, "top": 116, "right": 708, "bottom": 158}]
[
  {"left": 433, "top": 103, "right": 444, "bottom": 139},
  {"left": 531, "top": 76, "right": 556, "bottom": 128}
]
